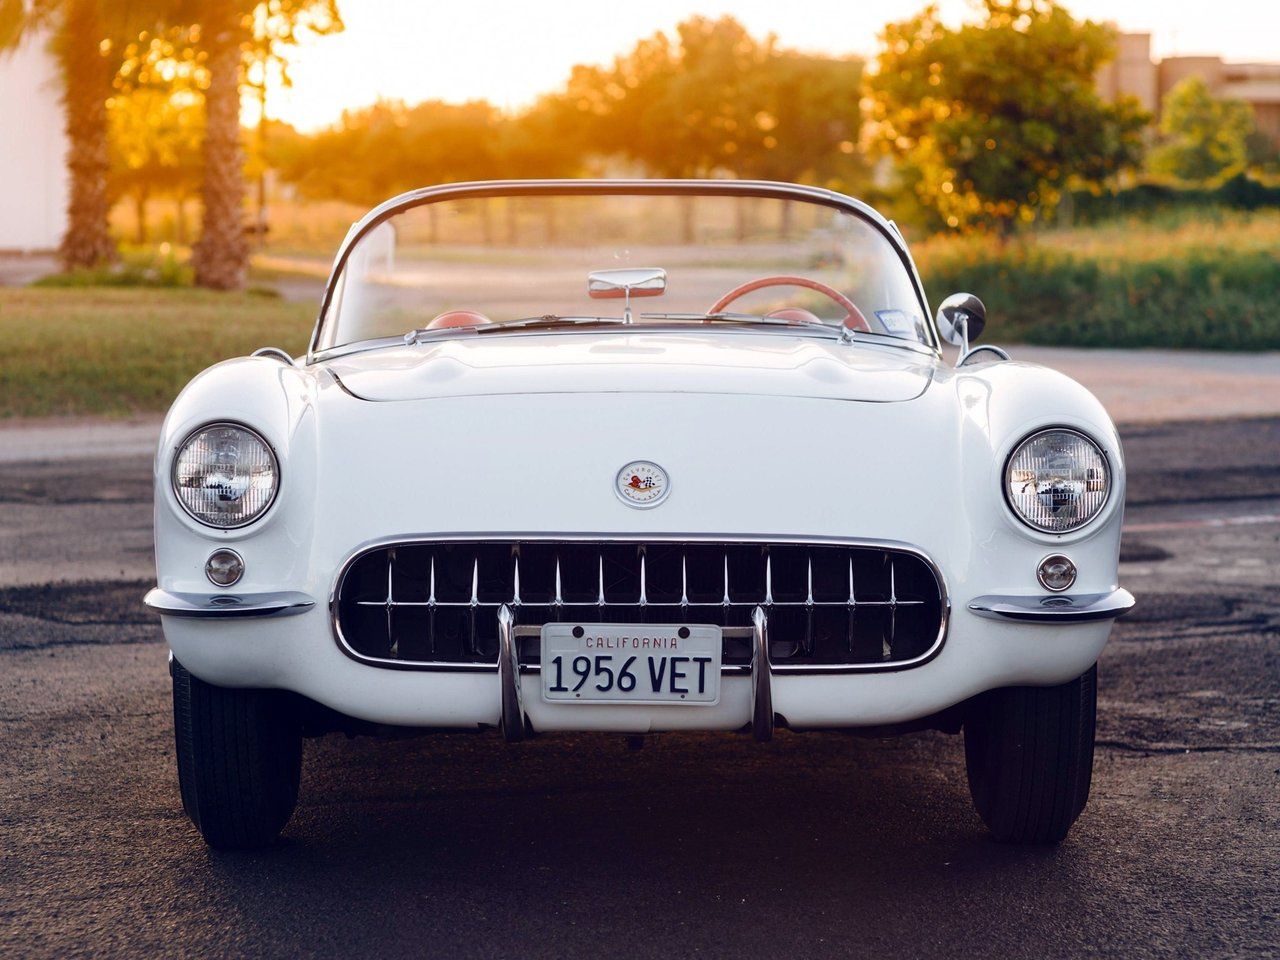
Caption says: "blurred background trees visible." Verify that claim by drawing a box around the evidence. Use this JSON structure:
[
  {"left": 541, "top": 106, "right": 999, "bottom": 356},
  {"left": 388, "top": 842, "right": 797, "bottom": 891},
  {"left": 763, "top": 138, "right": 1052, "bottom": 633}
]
[
  {"left": 1148, "top": 76, "right": 1258, "bottom": 183},
  {"left": 7, "top": 0, "right": 1280, "bottom": 290}
]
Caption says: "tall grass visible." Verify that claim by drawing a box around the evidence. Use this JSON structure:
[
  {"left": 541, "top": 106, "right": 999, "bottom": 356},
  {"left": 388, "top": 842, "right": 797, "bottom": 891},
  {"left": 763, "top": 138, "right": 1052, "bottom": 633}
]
[
  {"left": 0, "top": 288, "right": 313, "bottom": 418},
  {"left": 914, "top": 212, "right": 1280, "bottom": 349}
]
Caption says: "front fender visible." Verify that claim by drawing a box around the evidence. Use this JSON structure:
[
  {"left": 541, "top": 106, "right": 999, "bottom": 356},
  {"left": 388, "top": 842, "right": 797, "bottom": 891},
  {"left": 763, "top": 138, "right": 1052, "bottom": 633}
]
[{"left": 153, "top": 357, "right": 322, "bottom": 599}]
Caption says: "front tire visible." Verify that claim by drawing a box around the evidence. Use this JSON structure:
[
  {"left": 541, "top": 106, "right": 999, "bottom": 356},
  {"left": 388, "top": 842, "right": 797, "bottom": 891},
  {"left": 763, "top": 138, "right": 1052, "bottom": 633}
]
[
  {"left": 963, "top": 665, "right": 1096, "bottom": 844},
  {"left": 172, "top": 659, "right": 302, "bottom": 850}
]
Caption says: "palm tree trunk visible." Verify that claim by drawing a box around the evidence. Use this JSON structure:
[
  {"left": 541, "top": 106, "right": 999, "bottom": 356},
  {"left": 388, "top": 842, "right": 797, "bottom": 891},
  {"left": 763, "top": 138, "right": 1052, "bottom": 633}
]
[
  {"left": 53, "top": 0, "right": 116, "bottom": 269},
  {"left": 193, "top": 0, "right": 248, "bottom": 290}
]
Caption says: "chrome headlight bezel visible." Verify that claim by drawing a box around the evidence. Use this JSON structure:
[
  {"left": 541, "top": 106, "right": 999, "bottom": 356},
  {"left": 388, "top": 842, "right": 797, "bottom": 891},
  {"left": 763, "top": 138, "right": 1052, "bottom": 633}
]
[
  {"left": 1002, "top": 427, "right": 1111, "bottom": 535},
  {"left": 171, "top": 421, "right": 280, "bottom": 530}
]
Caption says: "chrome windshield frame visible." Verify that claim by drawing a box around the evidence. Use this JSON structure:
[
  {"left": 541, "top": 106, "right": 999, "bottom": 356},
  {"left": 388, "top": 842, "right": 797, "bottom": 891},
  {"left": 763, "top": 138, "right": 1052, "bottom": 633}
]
[{"left": 306, "top": 179, "right": 937, "bottom": 361}]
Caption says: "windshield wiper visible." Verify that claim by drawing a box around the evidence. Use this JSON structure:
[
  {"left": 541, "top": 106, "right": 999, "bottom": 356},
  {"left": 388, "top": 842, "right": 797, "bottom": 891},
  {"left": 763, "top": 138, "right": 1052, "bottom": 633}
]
[
  {"left": 403, "top": 315, "right": 624, "bottom": 344},
  {"left": 640, "top": 311, "right": 834, "bottom": 330},
  {"left": 480, "top": 315, "right": 626, "bottom": 332}
]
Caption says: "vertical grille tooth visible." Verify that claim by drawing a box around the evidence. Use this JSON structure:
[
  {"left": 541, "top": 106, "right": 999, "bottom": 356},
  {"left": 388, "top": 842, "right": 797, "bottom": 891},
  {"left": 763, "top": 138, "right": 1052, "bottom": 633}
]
[
  {"left": 337, "top": 540, "right": 943, "bottom": 668},
  {"left": 386, "top": 549, "right": 396, "bottom": 656}
]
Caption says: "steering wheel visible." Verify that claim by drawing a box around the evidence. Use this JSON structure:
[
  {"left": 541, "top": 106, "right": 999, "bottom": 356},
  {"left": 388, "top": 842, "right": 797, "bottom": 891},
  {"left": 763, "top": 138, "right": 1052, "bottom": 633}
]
[{"left": 709, "top": 276, "right": 871, "bottom": 332}]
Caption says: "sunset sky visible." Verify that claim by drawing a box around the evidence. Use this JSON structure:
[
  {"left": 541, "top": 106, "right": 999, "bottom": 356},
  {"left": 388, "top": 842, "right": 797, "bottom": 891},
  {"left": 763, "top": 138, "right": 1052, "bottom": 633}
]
[{"left": 261, "top": 0, "right": 1280, "bottom": 131}]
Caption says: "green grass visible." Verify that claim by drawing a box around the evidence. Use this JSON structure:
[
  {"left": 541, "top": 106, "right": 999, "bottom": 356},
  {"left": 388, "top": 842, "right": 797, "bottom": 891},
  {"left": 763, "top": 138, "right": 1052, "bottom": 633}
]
[
  {"left": 914, "top": 211, "right": 1280, "bottom": 350},
  {"left": 3, "top": 209, "right": 1277, "bottom": 419},
  {"left": 0, "top": 288, "right": 314, "bottom": 419}
]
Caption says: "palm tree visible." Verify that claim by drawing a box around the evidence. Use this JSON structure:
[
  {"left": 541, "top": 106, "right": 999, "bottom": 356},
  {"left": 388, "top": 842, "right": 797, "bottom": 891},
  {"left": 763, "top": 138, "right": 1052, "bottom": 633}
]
[
  {"left": 189, "top": 0, "right": 247, "bottom": 289},
  {"left": 187, "top": 0, "right": 340, "bottom": 290},
  {"left": 1, "top": 0, "right": 117, "bottom": 268}
]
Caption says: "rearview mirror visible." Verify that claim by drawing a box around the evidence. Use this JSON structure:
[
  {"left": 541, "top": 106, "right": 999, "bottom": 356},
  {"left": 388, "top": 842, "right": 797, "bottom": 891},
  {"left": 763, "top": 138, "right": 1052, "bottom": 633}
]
[
  {"left": 936, "top": 293, "right": 986, "bottom": 350},
  {"left": 588, "top": 268, "right": 667, "bottom": 324},
  {"left": 588, "top": 268, "right": 667, "bottom": 299}
]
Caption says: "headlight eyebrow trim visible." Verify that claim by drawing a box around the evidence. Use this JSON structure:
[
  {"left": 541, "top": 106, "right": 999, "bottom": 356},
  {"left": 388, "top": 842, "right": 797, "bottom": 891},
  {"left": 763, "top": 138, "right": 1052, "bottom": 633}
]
[
  {"left": 1001, "top": 426, "right": 1112, "bottom": 536},
  {"left": 170, "top": 420, "right": 281, "bottom": 530}
]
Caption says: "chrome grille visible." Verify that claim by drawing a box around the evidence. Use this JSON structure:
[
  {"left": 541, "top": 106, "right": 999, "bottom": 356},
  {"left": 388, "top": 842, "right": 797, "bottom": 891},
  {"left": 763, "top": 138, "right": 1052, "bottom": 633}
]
[{"left": 333, "top": 538, "right": 946, "bottom": 671}]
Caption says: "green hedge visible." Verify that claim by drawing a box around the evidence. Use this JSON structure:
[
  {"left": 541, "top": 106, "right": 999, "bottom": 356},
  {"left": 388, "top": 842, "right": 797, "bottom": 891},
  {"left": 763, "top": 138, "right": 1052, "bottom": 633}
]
[
  {"left": 919, "top": 243, "right": 1280, "bottom": 350},
  {"left": 1068, "top": 173, "right": 1280, "bottom": 224}
]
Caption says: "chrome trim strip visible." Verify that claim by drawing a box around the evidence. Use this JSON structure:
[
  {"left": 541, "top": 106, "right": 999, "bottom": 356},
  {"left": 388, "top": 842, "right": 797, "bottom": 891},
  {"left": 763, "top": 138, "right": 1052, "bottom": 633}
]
[
  {"left": 967, "top": 588, "right": 1135, "bottom": 623},
  {"left": 307, "top": 179, "right": 936, "bottom": 359},
  {"left": 958, "top": 344, "right": 1010, "bottom": 366},
  {"left": 251, "top": 346, "right": 295, "bottom": 364},
  {"left": 144, "top": 588, "right": 314, "bottom": 620},
  {"left": 750, "top": 606, "right": 774, "bottom": 742},
  {"left": 497, "top": 604, "right": 526, "bottom": 741},
  {"left": 328, "top": 533, "right": 951, "bottom": 675}
]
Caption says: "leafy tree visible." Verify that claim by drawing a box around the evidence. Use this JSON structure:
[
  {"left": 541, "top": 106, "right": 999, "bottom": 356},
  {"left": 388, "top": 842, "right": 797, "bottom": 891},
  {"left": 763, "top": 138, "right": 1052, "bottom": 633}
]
[
  {"left": 273, "top": 99, "right": 501, "bottom": 205},
  {"left": 109, "top": 25, "right": 205, "bottom": 243},
  {"left": 568, "top": 16, "right": 862, "bottom": 183},
  {"left": 566, "top": 15, "right": 867, "bottom": 238},
  {"left": 0, "top": 0, "right": 120, "bottom": 267},
  {"left": 864, "top": 0, "right": 1148, "bottom": 230},
  {"left": 1148, "top": 76, "right": 1256, "bottom": 183}
]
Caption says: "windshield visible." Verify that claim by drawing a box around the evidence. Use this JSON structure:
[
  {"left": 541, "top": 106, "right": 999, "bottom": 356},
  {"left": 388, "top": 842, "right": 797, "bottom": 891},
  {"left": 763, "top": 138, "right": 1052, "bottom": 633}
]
[{"left": 315, "top": 188, "right": 931, "bottom": 352}]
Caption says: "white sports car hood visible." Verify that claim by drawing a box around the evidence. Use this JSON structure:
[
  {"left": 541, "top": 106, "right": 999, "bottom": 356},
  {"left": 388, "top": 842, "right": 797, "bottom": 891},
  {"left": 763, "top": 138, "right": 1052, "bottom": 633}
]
[{"left": 324, "top": 331, "right": 936, "bottom": 404}]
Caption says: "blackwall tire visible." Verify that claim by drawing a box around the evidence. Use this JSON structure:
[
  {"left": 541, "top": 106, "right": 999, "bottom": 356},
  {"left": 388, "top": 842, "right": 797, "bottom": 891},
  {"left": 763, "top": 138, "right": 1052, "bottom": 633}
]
[
  {"left": 172, "top": 659, "right": 302, "bottom": 850},
  {"left": 963, "top": 665, "right": 1097, "bottom": 844}
]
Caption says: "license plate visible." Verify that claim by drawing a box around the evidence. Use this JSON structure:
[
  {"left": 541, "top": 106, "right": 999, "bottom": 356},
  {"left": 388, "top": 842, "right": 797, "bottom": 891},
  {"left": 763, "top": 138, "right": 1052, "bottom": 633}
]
[{"left": 540, "top": 623, "right": 722, "bottom": 705}]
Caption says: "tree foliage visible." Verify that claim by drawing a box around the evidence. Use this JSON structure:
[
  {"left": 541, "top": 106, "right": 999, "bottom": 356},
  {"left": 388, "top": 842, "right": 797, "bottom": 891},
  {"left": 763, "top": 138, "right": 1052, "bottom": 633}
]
[
  {"left": 565, "top": 16, "right": 864, "bottom": 189},
  {"left": 864, "top": 0, "right": 1148, "bottom": 230},
  {"left": 270, "top": 99, "right": 503, "bottom": 204},
  {"left": 109, "top": 26, "right": 205, "bottom": 242},
  {"left": 1148, "top": 76, "right": 1256, "bottom": 183}
]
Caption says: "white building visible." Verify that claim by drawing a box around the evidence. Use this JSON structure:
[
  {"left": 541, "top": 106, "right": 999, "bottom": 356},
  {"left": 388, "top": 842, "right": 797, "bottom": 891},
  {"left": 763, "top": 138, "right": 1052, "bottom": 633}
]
[{"left": 0, "top": 30, "right": 68, "bottom": 252}]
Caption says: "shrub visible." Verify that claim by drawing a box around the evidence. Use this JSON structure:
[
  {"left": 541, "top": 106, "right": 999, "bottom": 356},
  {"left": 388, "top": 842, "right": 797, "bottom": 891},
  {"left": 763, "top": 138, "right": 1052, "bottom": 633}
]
[{"left": 917, "top": 227, "right": 1280, "bottom": 350}]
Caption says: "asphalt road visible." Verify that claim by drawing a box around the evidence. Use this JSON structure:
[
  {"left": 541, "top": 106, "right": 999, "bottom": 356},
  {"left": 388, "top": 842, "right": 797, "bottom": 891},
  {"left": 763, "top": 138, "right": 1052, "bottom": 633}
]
[{"left": 1, "top": 418, "right": 1278, "bottom": 959}]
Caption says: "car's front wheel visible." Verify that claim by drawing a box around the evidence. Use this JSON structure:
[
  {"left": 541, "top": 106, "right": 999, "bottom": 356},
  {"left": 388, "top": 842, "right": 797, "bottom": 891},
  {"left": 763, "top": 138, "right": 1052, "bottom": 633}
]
[
  {"left": 172, "top": 659, "right": 302, "bottom": 850},
  {"left": 963, "top": 665, "right": 1096, "bottom": 844}
]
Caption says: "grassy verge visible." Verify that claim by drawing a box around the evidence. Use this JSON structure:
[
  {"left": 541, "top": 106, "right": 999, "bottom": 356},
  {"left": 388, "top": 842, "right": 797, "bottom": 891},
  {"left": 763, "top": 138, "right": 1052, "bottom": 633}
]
[
  {"left": 0, "top": 288, "right": 314, "bottom": 419},
  {"left": 3, "top": 210, "right": 1276, "bottom": 420},
  {"left": 914, "top": 211, "right": 1280, "bottom": 350}
]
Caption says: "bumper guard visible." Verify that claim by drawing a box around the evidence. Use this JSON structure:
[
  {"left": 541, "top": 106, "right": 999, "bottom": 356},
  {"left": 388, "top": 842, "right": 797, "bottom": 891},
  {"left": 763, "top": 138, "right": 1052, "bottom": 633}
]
[{"left": 968, "top": 588, "right": 1135, "bottom": 623}]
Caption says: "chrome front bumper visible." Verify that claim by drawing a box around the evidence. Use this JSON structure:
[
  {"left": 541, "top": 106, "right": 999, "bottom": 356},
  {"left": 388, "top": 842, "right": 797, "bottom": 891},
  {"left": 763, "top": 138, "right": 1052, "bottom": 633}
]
[
  {"left": 143, "top": 588, "right": 315, "bottom": 619},
  {"left": 967, "top": 588, "right": 1135, "bottom": 623}
]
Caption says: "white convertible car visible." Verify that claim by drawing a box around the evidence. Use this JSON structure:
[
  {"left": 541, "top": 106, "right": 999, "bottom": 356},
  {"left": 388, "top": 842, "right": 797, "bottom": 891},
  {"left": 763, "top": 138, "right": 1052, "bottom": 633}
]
[{"left": 146, "top": 180, "right": 1133, "bottom": 849}]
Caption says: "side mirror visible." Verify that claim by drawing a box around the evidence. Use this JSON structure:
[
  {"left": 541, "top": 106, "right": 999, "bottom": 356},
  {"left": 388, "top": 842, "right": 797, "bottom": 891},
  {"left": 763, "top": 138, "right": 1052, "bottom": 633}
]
[{"left": 936, "top": 293, "right": 986, "bottom": 351}]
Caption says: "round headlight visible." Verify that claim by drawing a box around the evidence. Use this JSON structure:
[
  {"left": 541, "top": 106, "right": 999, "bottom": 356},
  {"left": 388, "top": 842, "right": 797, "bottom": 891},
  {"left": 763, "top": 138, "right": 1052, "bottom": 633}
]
[
  {"left": 172, "top": 423, "right": 279, "bottom": 529},
  {"left": 1004, "top": 428, "right": 1109, "bottom": 534}
]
